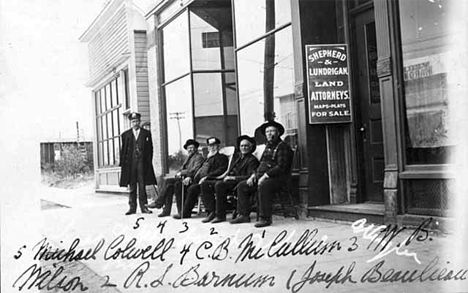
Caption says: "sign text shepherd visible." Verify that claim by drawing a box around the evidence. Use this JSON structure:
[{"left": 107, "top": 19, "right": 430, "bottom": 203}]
[{"left": 306, "top": 44, "right": 353, "bottom": 124}]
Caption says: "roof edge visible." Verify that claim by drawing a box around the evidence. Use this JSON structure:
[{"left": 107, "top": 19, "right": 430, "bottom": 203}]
[{"left": 79, "top": 0, "right": 126, "bottom": 42}]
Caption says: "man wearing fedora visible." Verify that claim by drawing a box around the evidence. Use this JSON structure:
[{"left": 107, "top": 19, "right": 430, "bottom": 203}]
[
  {"left": 153, "top": 139, "right": 204, "bottom": 217},
  {"left": 231, "top": 120, "right": 293, "bottom": 228},
  {"left": 200, "top": 135, "right": 259, "bottom": 223},
  {"left": 173, "top": 136, "right": 228, "bottom": 219},
  {"left": 119, "top": 112, "right": 157, "bottom": 215}
]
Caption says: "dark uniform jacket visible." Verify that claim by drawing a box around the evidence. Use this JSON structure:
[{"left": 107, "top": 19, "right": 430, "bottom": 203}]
[
  {"left": 194, "top": 152, "right": 228, "bottom": 183},
  {"left": 119, "top": 128, "right": 157, "bottom": 187},
  {"left": 179, "top": 152, "right": 204, "bottom": 178},
  {"left": 227, "top": 152, "right": 259, "bottom": 183},
  {"left": 256, "top": 138, "right": 292, "bottom": 181}
]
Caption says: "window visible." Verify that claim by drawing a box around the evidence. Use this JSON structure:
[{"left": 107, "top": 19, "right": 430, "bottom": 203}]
[
  {"left": 234, "top": 0, "right": 297, "bottom": 142},
  {"left": 233, "top": 0, "right": 292, "bottom": 48},
  {"left": 95, "top": 75, "right": 124, "bottom": 168},
  {"left": 399, "top": 0, "right": 458, "bottom": 165},
  {"left": 190, "top": 8, "right": 235, "bottom": 70},
  {"left": 123, "top": 69, "right": 130, "bottom": 109},
  {"left": 160, "top": 0, "right": 236, "bottom": 174},
  {"left": 162, "top": 10, "right": 190, "bottom": 83},
  {"left": 165, "top": 76, "right": 193, "bottom": 172},
  {"left": 193, "top": 72, "right": 238, "bottom": 146}
]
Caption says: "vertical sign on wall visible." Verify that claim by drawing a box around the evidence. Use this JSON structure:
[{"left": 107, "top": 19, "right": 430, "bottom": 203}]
[{"left": 305, "top": 44, "right": 353, "bottom": 124}]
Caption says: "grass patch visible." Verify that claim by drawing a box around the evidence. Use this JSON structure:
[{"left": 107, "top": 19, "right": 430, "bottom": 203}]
[{"left": 41, "top": 171, "right": 94, "bottom": 189}]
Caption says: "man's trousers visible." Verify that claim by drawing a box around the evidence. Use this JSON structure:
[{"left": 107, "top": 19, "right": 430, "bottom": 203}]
[
  {"left": 236, "top": 178, "right": 283, "bottom": 221},
  {"left": 129, "top": 160, "right": 147, "bottom": 212},
  {"left": 156, "top": 177, "right": 185, "bottom": 214},
  {"left": 201, "top": 180, "right": 238, "bottom": 218},
  {"left": 175, "top": 182, "right": 200, "bottom": 217}
]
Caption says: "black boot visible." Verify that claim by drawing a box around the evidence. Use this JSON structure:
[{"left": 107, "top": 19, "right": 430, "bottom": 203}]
[{"left": 202, "top": 212, "right": 216, "bottom": 223}]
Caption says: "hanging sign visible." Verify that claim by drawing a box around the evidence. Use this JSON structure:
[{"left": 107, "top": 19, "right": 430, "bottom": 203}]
[{"left": 305, "top": 44, "right": 353, "bottom": 124}]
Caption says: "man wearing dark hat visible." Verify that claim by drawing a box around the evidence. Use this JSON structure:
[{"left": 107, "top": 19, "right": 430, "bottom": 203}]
[
  {"left": 200, "top": 135, "right": 259, "bottom": 223},
  {"left": 119, "top": 112, "right": 158, "bottom": 215},
  {"left": 231, "top": 120, "right": 293, "bottom": 228},
  {"left": 173, "top": 137, "right": 228, "bottom": 219},
  {"left": 153, "top": 139, "right": 204, "bottom": 217}
]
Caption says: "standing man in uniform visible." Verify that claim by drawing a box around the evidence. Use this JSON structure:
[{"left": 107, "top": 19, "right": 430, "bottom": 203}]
[
  {"left": 231, "top": 120, "right": 292, "bottom": 228},
  {"left": 119, "top": 112, "right": 157, "bottom": 215}
]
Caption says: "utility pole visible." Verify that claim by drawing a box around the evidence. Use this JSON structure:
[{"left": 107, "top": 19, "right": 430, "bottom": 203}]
[
  {"left": 169, "top": 112, "right": 185, "bottom": 151},
  {"left": 76, "top": 121, "right": 80, "bottom": 143}
]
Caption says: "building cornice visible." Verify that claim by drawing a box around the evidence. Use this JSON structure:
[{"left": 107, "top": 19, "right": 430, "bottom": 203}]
[
  {"left": 145, "top": 0, "right": 169, "bottom": 19},
  {"left": 79, "top": 0, "right": 126, "bottom": 42}
]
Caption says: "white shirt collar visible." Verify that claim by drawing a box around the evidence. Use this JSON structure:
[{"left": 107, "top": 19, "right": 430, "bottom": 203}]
[{"left": 133, "top": 128, "right": 140, "bottom": 139}]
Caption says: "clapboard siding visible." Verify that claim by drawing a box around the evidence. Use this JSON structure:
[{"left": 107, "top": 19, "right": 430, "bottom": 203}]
[
  {"left": 138, "top": 98, "right": 150, "bottom": 106},
  {"left": 88, "top": 6, "right": 129, "bottom": 83},
  {"left": 137, "top": 84, "right": 149, "bottom": 90},
  {"left": 88, "top": 10, "right": 126, "bottom": 59},
  {"left": 89, "top": 28, "right": 126, "bottom": 67},
  {"left": 134, "top": 31, "right": 150, "bottom": 122},
  {"left": 89, "top": 20, "right": 126, "bottom": 62}
]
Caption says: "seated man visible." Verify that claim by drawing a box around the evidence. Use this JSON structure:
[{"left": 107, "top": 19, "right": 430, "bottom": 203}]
[
  {"left": 173, "top": 137, "right": 228, "bottom": 219},
  {"left": 152, "top": 139, "right": 204, "bottom": 217},
  {"left": 200, "top": 135, "right": 259, "bottom": 223},
  {"left": 231, "top": 120, "right": 292, "bottom": 228}
]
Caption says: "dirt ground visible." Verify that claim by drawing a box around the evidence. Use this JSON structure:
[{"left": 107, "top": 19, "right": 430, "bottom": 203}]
[{"left": 41, "top": 172, "right": 94, "bottom": 189}]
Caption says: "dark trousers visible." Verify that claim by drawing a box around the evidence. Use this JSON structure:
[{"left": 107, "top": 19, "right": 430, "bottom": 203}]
[
  {"left": 236, "top": 178, "right": 282, "bottom": 221},
  {"left": 236, "top": 180, "right": 257, "bottom": 217},
  {"left": 257, "top": 178, "right": 282, "bottom": 221},
  {"left": 176, "top": 183, "right": 201, "bottom": 217},
  {"left": 201, "top": 180, "right": 238, "bottom": 217},
  {"left": 156, "top": 177, "right": 183, "bottom": 213},
  {"left": 129, "top": 159, "right": 147, "bottom": 211}
]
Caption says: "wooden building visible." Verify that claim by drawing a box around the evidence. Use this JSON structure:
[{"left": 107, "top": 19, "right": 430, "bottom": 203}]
[
  {"left": 143, "top": 0, "right": 465, "bottom": 228},
  {"left": 82, "top": 0, "right": 466, "bottom": 227},
  {"left": 80, "top": 0, "right": 154, "bottom": 192}
]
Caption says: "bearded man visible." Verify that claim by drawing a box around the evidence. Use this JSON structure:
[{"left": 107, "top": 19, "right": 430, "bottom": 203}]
[{"left": 173, "top": 137, "right": 228, "bottom": 219}]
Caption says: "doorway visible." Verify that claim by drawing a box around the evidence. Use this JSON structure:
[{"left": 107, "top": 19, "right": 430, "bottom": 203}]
[{"left": 350, "top": 6, "right": 384, "bottom": 202}]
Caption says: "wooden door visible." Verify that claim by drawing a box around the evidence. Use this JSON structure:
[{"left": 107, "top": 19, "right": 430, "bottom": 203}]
[{"left": 352, "top": 7, "right": 384, "bottom": 202}]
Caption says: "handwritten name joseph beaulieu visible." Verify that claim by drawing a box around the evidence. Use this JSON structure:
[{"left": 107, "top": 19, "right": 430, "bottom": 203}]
[{"left": 13, "top": 219, "right": 468, "bottom": 292}]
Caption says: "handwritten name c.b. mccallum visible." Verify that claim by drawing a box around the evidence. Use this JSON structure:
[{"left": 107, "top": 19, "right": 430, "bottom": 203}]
[
  {"left": 32, "top": 235, "right": 174, "bottom": 262},
  {"left": 236, "top": 229, "right": 342, "bottom": 263}
]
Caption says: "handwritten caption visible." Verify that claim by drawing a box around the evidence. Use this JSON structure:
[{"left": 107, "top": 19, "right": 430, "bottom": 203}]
[{"left": 11, "top": 218, "right": 468, "bottom": 292}]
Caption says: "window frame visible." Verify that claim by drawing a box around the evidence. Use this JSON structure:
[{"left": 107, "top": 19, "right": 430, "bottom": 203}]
[
  {"left": 393, "top": 0, "right": 456, "bottom": 177},
  {"left": 94, "top": 73, "right": 125, "bottom": 168},
  {"left": 232, "top": 0, "right": 293, "bottom": 136},
  {"left": 159, "top": 2, "right": 237, "bottom": 174}
]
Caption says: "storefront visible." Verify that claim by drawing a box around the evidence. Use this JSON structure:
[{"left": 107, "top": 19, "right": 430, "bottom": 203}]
[{"left": 143, "top": 0, "right": 463, "bottom": 227}]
